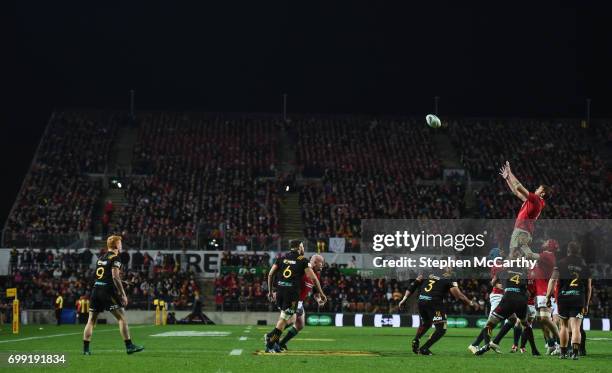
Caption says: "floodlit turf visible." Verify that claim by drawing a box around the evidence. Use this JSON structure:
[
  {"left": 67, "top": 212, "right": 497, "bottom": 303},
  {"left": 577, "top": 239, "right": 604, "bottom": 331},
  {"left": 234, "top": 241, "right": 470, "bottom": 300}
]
[{"left": 0, "top": 323, "right": 611, "bottom": 372}]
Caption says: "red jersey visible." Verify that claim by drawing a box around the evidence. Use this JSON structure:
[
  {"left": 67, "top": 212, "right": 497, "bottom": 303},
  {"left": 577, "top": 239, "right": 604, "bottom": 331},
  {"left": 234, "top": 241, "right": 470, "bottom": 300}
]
[
  {"left": 531, "top": 250, "right": 556, "bottom": 296},
  {"left": 299, "top": 272, "right": 321, "bottom": 301},
  {"left": 527, "top": 279, "right": 536, "bottom": 305},
  {"left": 490, "top": 266, "right": 504, "bottom": 295},
  {"left": 514, "top": 192, "right": 545, "bottom": 234}
]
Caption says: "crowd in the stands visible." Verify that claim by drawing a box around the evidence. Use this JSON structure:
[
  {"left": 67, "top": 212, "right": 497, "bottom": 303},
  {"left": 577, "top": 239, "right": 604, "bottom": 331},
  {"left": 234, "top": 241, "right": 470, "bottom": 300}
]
[
  {"left": 110, "top": 113, "right": 281, "bottom": 249},
  {"left": 448, "top": 119, "right": 612, "bottom": 219},
  {"left": 3, "top": 111, "right": 117, "bottom": 246},
  {"left": 1, "top": 248, "right": 199, "bottom": 311}
]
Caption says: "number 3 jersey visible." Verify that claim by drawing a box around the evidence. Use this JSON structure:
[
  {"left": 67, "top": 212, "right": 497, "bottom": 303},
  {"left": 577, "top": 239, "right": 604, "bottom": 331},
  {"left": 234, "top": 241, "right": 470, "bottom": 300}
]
[
  {"left": 556, "top": 255, "right": 591, "bottom": 304},
  {"left": 94, "top": 251, "right": 122, "bottom": 287},
  {"left": 274, "top": 251, "right": 310, "bottom": 290},
  {"left": 412, "top": 273, "right": 458, "bottom": 306}
]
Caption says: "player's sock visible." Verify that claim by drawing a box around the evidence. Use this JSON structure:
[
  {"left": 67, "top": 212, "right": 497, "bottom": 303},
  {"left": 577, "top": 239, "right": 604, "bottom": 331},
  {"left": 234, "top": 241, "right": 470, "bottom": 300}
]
[
  {"left": 415, "top": 323, "right": 431, "bottom": 341},
  {"left": 571, "top": 343, "right": 580, "bottom": 359},
  {"left": 512, "top": 325, "right": 522, "bottom": 346},
  {"left": 483, "top": 326, "right": 492, "bottom": 344},
  {"left": 580, "top": 325, "right": 587, "bottom": 355},
  {"left": 560, "top": 346, "right": 567, "bottom": 356},
  {"left": 472, "top": 328, "right": 485, "bottom": 346},
  {"left": 523, "top": 326, "right": 539, "bottom": 354},
  {"left": 266, "top": 328, "right": 282, "bottom": 347},
  {"left": 124, "top": 339, "right": 133, "bottom": 348},
  {"left": 420, "top": 324, "right": 446, "bottom": 351},
  {"left": 493, "top": 322, "right": 513, "bottom": 345},
  {"left": 83, "top": 340, "right": 90, "bottom": 352},
  {"left": 520, "top": 328, "right": 528, "bottom": 349},
  {"left": 279, "top": 326, "right": 298, "bottom": 347}
]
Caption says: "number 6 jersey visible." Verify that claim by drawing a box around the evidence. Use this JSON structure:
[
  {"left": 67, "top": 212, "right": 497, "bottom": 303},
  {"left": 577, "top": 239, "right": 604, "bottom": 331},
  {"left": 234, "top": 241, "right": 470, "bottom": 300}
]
[{"left": 274, "top": 251, "right": 310, "bottom": 289}]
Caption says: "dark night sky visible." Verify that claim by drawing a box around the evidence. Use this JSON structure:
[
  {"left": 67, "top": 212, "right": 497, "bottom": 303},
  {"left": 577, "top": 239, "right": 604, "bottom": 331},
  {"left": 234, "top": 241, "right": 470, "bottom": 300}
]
[{"left": 4, "top": 1, "right": 611, "bottom": 225}]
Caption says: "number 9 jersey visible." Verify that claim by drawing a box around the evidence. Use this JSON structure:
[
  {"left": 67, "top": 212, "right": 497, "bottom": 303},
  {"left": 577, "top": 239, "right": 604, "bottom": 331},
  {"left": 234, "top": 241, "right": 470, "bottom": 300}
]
[{"left": 90, "top": 251, "right": 123, "bottom": 313}]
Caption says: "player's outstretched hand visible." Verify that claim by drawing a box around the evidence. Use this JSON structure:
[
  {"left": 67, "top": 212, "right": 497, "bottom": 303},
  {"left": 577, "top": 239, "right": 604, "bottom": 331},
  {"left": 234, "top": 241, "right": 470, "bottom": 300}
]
[
  {"left": 582, "top": 306, "right": 589, "bottom": 316},
  {"left": 545, "top": 297, "right": 552, "bottom": 308},
  {"left": 121, "top": 294, "right": 128, "bottom": 307},
  {"left": 499, "top": 164, "right": 509, "bottom": 179}
]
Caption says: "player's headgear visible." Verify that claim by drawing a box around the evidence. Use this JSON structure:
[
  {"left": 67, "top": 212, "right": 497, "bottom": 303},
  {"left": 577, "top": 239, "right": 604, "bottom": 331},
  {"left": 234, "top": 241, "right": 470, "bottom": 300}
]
[
  {"left": 488, "top": 247, "right": 501, "bottom": 261},
  {"left": 542, "top": 239, "right": 559, "bottom": 252}
]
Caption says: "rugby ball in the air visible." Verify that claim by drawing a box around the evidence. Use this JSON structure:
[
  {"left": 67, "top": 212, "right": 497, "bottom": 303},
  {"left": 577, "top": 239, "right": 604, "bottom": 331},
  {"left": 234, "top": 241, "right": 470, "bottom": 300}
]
[{"left": 426, "top": 114, "right": 441, "bottom": 128}]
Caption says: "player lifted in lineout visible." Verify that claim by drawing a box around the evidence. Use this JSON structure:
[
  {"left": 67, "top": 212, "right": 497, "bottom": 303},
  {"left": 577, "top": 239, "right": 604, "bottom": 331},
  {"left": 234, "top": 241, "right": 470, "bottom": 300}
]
[
  {"left": 278, "top": 254, "right": 326, "bottom": 351},
  {"left": 545, "top": 242, "right": 592, "bottom": 360},
  {"left": 264, "top": 240, "right": 327, "bottom": 353},
  {"left": 399, "top": 267, "right": 475, "bottom": 355},
  {"left": 499, "top": 161, "right": 551, "bottom": 258},
  {"left": 83, "top": 235, "right": 144, "bottom": 355}
]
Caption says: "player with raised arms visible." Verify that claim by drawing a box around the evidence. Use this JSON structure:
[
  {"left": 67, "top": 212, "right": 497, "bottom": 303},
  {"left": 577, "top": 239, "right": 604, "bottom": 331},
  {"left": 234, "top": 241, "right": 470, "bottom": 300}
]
[
  {"left": 399, "top": 267, "right": 475, "bottom": 355},
  {"left": 499, "top": 161, "right": 551, "bottom": 259},
  {"left": 82, "top": 235, "right": 144, "bottom": 355},
  {"left": 278, "top": 254, "right": 326, "bottom": 351},
  {"left": 264, "top": 240, "right": 327, "bottom": 353},
  {"left": 545, "top": 242, "right": 592, "bottom": 360}
]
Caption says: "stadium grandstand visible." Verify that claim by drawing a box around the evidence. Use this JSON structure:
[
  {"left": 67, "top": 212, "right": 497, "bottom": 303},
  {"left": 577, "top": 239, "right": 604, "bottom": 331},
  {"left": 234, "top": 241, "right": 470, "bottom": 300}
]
[{"left": 1, "top": 110, "right": 611, "bottom": 322}]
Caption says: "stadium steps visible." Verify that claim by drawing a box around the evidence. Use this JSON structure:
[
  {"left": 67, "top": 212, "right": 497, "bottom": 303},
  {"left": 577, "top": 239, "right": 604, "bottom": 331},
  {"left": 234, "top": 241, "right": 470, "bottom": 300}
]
[
  {"left": 279, "top": 192, "right": 304, "bottom": 241},
  {"left": 108, "top": 126, "right": 139, "bottom": 175},
  {"left": 277, "top": 124, "right": 296, "bottom": 174}
]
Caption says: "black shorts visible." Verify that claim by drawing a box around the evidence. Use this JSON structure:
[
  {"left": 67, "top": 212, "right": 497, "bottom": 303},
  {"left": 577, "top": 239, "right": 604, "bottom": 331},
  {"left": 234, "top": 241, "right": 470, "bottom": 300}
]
[
  {"left": 558, "top": 296, "right": 585, "bottom": 320},
  {"left": 492, "top": 292, "right": 528, "bottom": 320},
  {"left": 276, "top": 287, "right": 299, "bottom": 316},
  {"left": 90, "top": 286, "right": 122, "bottom": 313},
  {"left": 418, "top": 303, "right": 447, "bottom": 324}
]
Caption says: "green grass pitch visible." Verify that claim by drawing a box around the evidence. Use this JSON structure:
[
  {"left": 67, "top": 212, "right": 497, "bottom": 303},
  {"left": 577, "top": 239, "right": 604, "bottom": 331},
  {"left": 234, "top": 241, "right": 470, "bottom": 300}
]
[{"left": 0, "top": 324, "right": 611, "bottom": 372}]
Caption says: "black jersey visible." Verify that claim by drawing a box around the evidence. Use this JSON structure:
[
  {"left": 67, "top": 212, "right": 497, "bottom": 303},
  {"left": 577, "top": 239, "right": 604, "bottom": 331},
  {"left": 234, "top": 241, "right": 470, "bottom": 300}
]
[
  {"left": 94, "top": 251, "right": 122, "bottom": 287},
  {"left": 274, "top": 251, "right": 310, "bottom": 289},
  {"left": 415, "top": 273, "right": 457, "bottom": 305},
  {"left": 556, "top": 255, "right": 591, "bottom": 299},
  {"left": 498, "top": 265, "right": 529, "bottom": 295}
]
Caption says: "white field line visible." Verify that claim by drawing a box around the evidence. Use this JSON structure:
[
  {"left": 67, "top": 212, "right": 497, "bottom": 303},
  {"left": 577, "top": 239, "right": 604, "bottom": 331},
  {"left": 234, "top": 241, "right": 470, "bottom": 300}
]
[{"left": 0, "top": 325, "right": 151, "bottom": 344}]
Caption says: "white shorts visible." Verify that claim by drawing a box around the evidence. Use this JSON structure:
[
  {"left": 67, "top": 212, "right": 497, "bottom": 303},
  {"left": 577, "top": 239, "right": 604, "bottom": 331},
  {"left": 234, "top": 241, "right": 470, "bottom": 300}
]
[
  {"left": 296, "top": 301, "right": 304, "bottom": 317},
  {"left": 527, "top": 305, "right": 537, "bottom": 318},
  {"left": 551, "top": 298, "right": 558, "bottom": 316},
  {"left": 489, "top": 293, "right": 503, "bottom": 317},
  {"left": 509, "top": 227, "right": 532, "bottom": 252},
  {"left": 536, "top": 296, "right": 549, "bottom": 309}
]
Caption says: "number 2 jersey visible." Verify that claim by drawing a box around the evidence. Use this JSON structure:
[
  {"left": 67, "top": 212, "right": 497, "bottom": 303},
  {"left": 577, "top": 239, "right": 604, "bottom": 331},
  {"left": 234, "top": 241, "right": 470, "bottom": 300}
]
[
  {"left": 556, "top": 255, "right": 591, "bottom": 305},
  {"left": 274, "top": 251, "right": 310, "bottom": 291},
  {"left": 94, "top": 251, "right": 122, "bottom": 288}
]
